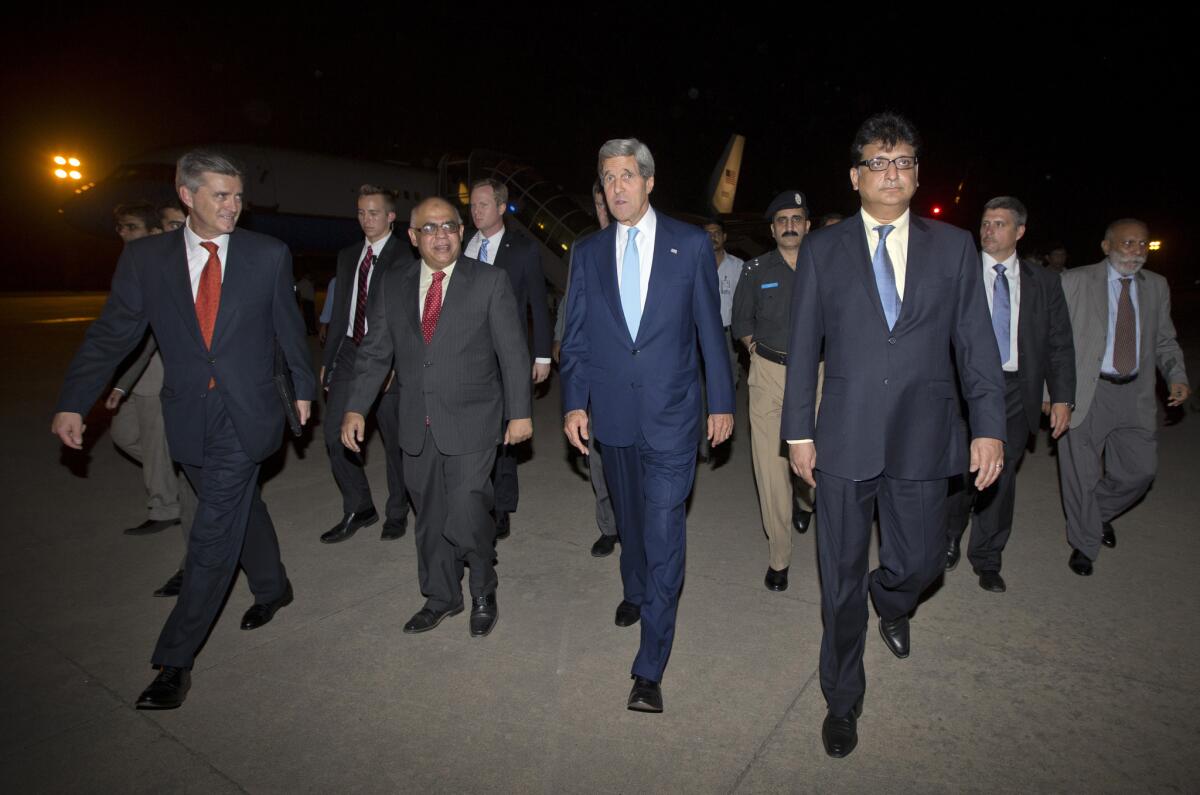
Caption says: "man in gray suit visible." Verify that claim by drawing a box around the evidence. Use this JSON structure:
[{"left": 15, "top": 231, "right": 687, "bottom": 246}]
[
  {"left": 1058, "top": 218, "right": 1190, "bottom": 575},
  {"left": 342, "top": 197, "right": 531, "bottom": 637}
]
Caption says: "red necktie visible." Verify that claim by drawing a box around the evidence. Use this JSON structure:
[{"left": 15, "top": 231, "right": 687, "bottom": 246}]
[
  {"left": 195, "top": 241, "right": 221, "bottom": 389},
  {"left": 422, "top": 270, "right": 445, "bottom": 344},
  {"left": 353, "top": 245, "right": 373, "bottom": 344}
]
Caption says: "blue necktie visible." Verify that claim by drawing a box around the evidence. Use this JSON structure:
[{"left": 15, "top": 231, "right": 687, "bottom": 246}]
[
  {"left": 992, "top": 263, "right": 1010, "bottom": 364},
  {"left": 479, "top": 237, "right": 490, "bottom": 264},
  {"left": 872, "top": 225, "right": 901, "bottom": 329},
  {"left": 620, "top": 227, "right": 641, "bottom": 338}
]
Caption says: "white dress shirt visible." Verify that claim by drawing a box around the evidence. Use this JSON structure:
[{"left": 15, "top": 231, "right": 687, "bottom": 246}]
[
  {"left": 614, "top": 206, "right": 657, "bottom": 311},
  {"left": 860, "top": 208, "right": 910, "bottom": 298},
  {"left": 183, "top": 219, "right": 230, "bottom": 299},
  {"left": 982, "top": 251, "right": 1021, "bottom": 371},
  {"left": 419, "top": 260, "right": 456, "bottom": 319},
  {"left": 465, "top": 227, "right": 505, "bottom": 263},
  {"left": 346, "top": 231, "right": 392, "bottom": 338}
]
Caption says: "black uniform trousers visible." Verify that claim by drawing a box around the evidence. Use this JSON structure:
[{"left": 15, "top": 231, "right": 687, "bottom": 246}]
[
  {"left": 815, "top": 469, "right": 947, "bottom": 716},
  {"left": 152, "top": 389, "right": 288, "bottom": 669},
  {"left": 946, "top": 371, "right": 1029, "bottom": 572},
  {"left": 324, "top": 340, "right": 409, "bottom": 522},
  {"left": 406, "top": 428, "right": 498, "bottom": 612}
]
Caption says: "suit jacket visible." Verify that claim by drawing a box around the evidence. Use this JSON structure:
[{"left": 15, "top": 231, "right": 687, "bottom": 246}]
[
  {"left": 1060, "top": 260, "right": 1188, "bottom": 429},
  {"left": 346, "top": 256, "right": 531, "bottom": 456},
  {"left": 1005, "top": 258, "right": 1076, "bottom": 432},
  {"left": 56, "top": 227, "right": 317, "bottom": 465},
  {"left": 321, "top": 233, "right": 413, "bottom": 376},
  {"left": 560, "top": 209, "right": 735, "bottom": 452},
  {"left": 467, "top": 225, "right": 552, "bottom": 360},
  {"left": 781, "top": 214, "right": 1006, "bottom": 481}
]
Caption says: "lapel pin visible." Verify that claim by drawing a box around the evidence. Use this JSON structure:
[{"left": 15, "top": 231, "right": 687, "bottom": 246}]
[{"left": 670, "top": 248, "right": 678, "bottom": 254}]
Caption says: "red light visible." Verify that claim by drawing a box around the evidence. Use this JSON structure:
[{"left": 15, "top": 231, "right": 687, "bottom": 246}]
[{"left": 932, "top": 205, "right": 942, "bottom": 215}]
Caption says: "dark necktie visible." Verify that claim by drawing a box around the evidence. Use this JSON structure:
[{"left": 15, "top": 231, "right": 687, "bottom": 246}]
[
  {"left": 353, "top": 245, "right": 373, "bottom": 344},
  {"left": 992, "top": 263, "right": 1011, "bottom": 364},
  {"left": 1113, "top": 277, "right": 1136, "bottom": 375},
  {"left": 872, "top": 225, "right": 901, "bottom": 329},
  {"left": 422, "top": 270, "right": 445, "bottom": 344}
]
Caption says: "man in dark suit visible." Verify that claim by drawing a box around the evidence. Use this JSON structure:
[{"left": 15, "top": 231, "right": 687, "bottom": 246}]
[
  {"left": 52, "top": 149, "right": 316, "bottom": 710},
  {"left": 781, "top": 113, "right": 1006, "bottom": 757},
  {"left": 1057, "top": 219, "right": 1190, "bottom": 575},
  {"left": 342, "top": 197, "right": 531, "bottom": 637},
  {"left": 463, "top": 178, "right": 551, "bottom": 540},
  {"left": 561, "top": 138, "right": 734, "bottom": 714},
  {"left": 945, "top": 197, "right": 1076, "bottom": 592},
  {"left": 319, "top": 184, "right": 412, "bottom": 544}
]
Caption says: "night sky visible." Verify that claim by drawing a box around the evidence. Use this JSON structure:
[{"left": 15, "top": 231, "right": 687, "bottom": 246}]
[{"left": 3, "top": 9, "right": 1194, "bottom": 289}]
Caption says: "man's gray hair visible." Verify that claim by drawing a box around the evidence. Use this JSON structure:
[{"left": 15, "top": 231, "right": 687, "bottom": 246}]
[
  {"left": 1105, "top": 217, "right": 1148, "bottom": 240},
  {"left": 983, "top": 196, "right": 1028, "bottom": 228},
  {"left": 597, "top": 138, "right": 655, "bottom": 179},
  {"left": 175, "top": 149, "right": 245, "bottom": 192}
]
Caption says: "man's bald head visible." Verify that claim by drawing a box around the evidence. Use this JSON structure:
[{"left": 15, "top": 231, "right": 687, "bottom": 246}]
[{"left": 408, "top": 197, "right": 464, "bottom": 270}]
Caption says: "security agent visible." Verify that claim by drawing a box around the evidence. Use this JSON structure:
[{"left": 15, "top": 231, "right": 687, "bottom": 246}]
[{"left": 731, "top": 190, "right": 816, "bottom": 592}]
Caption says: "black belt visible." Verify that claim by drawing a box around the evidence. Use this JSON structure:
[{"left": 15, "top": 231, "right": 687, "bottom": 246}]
[
  {"left": 1099, "top": 372, "right": 1137, "bottom": 385},
  {"left": 754, "top": 343, "right": 788, "bottom": 366}
]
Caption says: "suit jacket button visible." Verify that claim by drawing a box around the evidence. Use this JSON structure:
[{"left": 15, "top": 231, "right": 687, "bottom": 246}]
[
  {"left": 423, "top": 361, "right": 432, "bottom": 367},
  {"left": 883, "top": 378, "right": 889, "bottom": 385},
  {"left": 631, "top": 349, "right": 639, "bottom": 355},
  {"left": 887, "top": 337, "right": 897, "bottom": 345}
]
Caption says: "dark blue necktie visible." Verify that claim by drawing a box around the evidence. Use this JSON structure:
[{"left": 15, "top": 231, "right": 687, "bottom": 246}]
[
  {"left": 872, "top": 225, "right": 900, "bottom": 329},
  {"left": 992, "top": 263, "right": 1010, "bottom": 364}
]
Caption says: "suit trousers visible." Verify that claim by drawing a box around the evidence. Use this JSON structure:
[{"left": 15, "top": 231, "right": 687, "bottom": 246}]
[
  {"left": 1057, "top": 378, "right": 1156, "bottom": 560},
  {"left": 152, "top": 390, "right": 288, "bottom": 669},
  {"left": 324, "top": 340, "right": 409, "bottom": 521},
  {"left": 748, "top": 356, "right": 810, "bottom": 571},
  {"left": 814, "top": 469, "right": 947, "bottom": 715},
  {"left": 589, "top": 423, "right": 616, "bottom": 537},
  {"left": 110, "top": 393, "right": 182, "bottom": 522},
  {"left": 405, "top": 428, "right": 498, "bottom": 611},
  {"left": 946, "top": 371, "right": 1030, "bottom": 572},
  {"left": 602, "top": 437, "right": 696, "bottom": 683}
]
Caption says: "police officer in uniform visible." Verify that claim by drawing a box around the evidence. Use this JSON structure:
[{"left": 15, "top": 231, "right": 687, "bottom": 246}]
[{"left": 731, "top": 190, "right": 817, "bottom": 591}]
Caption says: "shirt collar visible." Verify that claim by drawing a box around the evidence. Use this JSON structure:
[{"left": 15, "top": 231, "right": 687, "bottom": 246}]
[
  {"left": 421, "top": 260, "right": 456, "bottom": 279},
  {"left": 364, "top": 230, "right": 392, "bottom": 254},
  {"left": 618, "top": 205, "right": 656, "bottom": 243},
  {"left": 183, "top": 217, "right": 230, "bottom": 254},
  {"left": 982, "top": 251, "right": 1019, "bottom": 272},
  {"left": 860, "top": 207, "right": 910, "bottom": 236}
]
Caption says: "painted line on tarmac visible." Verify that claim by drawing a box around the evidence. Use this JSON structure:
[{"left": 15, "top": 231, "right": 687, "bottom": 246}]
[{"left": 29, "top": 316, "right": 98, "bottom": 324}]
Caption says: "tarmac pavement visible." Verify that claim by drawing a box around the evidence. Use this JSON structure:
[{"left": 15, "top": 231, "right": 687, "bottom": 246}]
[{"left": 2, "top": 292, "right": 1198, "bottom": 793}]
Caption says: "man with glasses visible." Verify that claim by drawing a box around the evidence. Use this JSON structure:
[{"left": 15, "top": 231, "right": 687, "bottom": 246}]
[
  {"left": 342, "top": 198, "right": 531, "bottom": 638},
  {"left": 782, "top": 113, "right": 1006, "bottom": 757},
  {"left": 731, "top": 190, "right": 816, "bottom": 593},
  {"left": 1057, "top": 219, "right": 1189, "bottom": 575}
]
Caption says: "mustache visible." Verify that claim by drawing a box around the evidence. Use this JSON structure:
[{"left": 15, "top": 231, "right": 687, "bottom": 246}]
[{"left": 781, "top": 231, "right": 800, "bottom": 237}]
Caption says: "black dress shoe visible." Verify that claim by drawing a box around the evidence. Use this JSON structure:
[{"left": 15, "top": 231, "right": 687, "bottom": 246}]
[
  {"left": 977, "top": 570, "right": 1007, "bottom": 593},
  {"left": 320, "top": 508, "right": 378, "bottom": 544},
  {"left": 494, "top": 511, "right": 510, "bottom": 540},
  {"left": 764, "top": 566, "right": 789, "bottom": 592},
  {"left": 878, "top": 615, "right": 910, "bottom": 659},
  {"left": 403, "top": 604, "right": 464, "bottom": 634},
  {"left": 591, "top": 533, "right": 618, "bottom": 557},
  {"left": 240, "top": 581, "right": 293, "bottom": 630},
  {"left": 792, "top": 508, "right": 812, "bottom": 534},
  {"left": 123, "top": 518, "right": 180, "bottom": 536},
  {"left": 627, "top": 676, "right": 663, "bottom": 713},
  {"left": 945, "top": 535, "right": 962, "bottom": 571},
  {"left": 153, "top": 569, "right": 184, "bottom": 598},
  {"left": 469, "top": 593, "right": 498, "bottom": 637},
  {"left": 1069, "top": 548, "right": 1094, "bottom": 576},
  {"left": 615, "top": 600, "right": 641, "bottom": 627},
  {"left": 1101, "top": 521, "right": 1117, "bottom": 548},
  {"left": 381, "top": 516, "right": 408, "bottom": 540},
  {"left": 135, "top": 666, "right": 191, "bottom": 710},
  {"left": 821, "top": 698, "right": 863, "bottom": 758}
]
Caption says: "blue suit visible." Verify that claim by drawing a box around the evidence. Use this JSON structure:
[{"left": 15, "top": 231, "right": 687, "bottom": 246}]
[
  {"left": 561, "top": 208, "right": 733, "bottom": 682},
  {"left": 57, "top": 226, "right": 316, "bottom": 669},
  {"left": 781, "top": 213, "right": 1005, "bottom": 715}
]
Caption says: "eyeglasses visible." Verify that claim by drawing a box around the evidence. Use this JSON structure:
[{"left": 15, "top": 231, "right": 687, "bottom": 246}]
[
  {"left": 856, "top": 156, "right": 918, "bottom": 172},
  {"left": 414, "top": 221, "right": 461, "bottom": 236}
]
